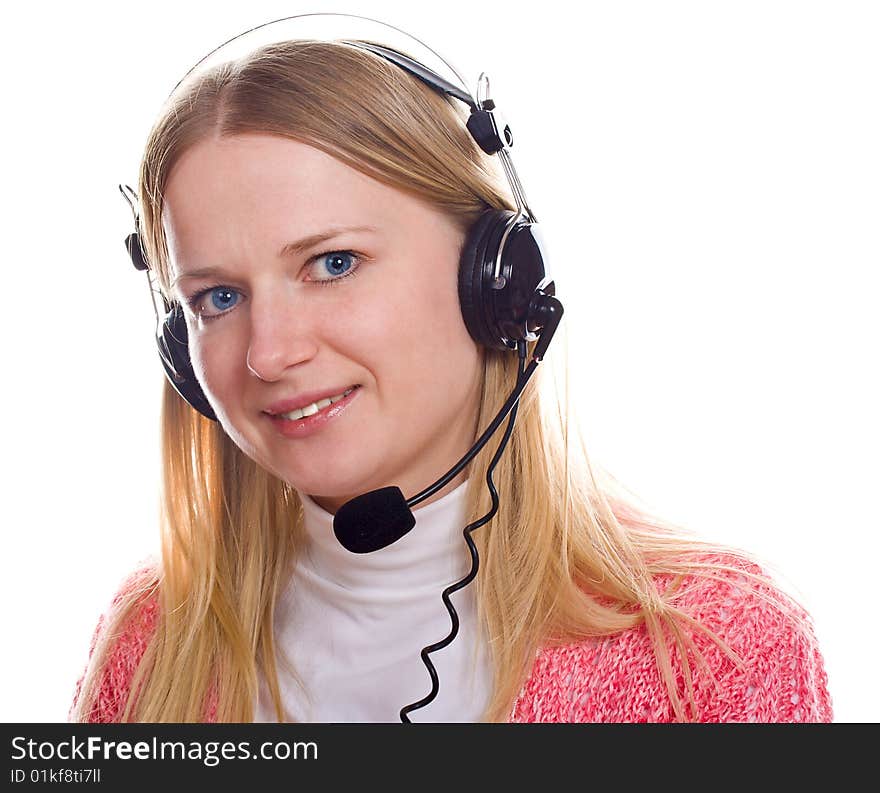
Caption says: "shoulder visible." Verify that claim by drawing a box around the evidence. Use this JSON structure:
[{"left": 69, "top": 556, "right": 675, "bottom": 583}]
[
  {"left": 68, "top": 558, "right": 162, "bottom": 723},
  {"left": 511, "top": 552, "right": 833, "bottom": 723}
]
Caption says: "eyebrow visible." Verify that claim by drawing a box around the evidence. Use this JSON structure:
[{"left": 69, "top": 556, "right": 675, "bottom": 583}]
[{"left": 171, "top": 225, "right": 378, "bottom": 287}]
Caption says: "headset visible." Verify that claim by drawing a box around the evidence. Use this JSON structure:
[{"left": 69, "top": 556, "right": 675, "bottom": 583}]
[{"left": 120, "top": 13, "right": 564, "bottom": 723}]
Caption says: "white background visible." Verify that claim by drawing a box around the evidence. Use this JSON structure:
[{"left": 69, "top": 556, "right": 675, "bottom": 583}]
[{"left": 2, "top": 1, "right": 876, "bottom": 723}]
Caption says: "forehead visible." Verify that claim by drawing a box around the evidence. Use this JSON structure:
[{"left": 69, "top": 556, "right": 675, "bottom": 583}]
[{"left": 160, "top": 133, "right": 410, "bottom": 255}]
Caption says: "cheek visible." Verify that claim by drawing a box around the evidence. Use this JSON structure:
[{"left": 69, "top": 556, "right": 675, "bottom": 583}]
[
  {"left": 357, "top": 268, "right": 477, "bottom": 390},
  {"left": 185, "top": 326, "right": 244, "bottom": 407}
]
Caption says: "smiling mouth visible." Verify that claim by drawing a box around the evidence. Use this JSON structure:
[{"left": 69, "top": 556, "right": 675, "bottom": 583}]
[{"left": 273, "top": 386, "right": 359, "bottom": 421}]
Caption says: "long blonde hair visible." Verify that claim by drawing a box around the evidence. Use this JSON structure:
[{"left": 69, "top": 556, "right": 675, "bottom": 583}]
[{"left": 74, "top": 39, "right": 766, "bottom": 723}]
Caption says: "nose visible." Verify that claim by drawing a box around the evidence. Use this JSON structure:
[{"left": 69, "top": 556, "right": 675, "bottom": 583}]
[{"left": 245, "top": 292, "right": 320, "bottom": 382}]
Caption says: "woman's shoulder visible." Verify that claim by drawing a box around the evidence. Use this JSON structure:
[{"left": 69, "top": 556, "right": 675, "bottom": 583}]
[
  {"left": 511, "top": 551, "right": 833, "bottom": 723},
  {"left": 68, "top": 557, "right": 162, "bottom": 723}
]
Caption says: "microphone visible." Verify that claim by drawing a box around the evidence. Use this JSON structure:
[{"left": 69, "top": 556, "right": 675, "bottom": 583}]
[{"left": 332, "top": 292, "right": 563, "bottom": 553}]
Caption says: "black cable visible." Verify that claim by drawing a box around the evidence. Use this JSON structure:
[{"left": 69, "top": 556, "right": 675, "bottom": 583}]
[{"left": 399, "top": 339, "right": 528, "bottom": 722}]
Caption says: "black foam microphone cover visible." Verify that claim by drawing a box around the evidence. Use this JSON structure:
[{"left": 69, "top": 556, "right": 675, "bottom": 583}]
[{"left": 333, "top": 486, "right": 417, "bottom": 554}]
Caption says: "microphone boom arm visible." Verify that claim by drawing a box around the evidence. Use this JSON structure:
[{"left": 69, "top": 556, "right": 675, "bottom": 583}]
[{"left": 406, "top": 292, "right": 562, "bottom": 510}]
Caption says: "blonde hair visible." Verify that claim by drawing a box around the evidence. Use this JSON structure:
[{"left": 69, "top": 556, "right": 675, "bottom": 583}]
[{"left": 74, "top": 39, "right": 768, "bottom": 723}]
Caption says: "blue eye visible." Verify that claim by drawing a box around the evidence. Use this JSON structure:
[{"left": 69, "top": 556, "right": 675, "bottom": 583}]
[
  {"left": 312, "top": 250, "right": 359, "bottom": 283},
  {"left": 186, "top": 286, "right": 242, "bottom": 320},
  {"left": 209, "top": 287, "right": 239, "bottom": 311}
]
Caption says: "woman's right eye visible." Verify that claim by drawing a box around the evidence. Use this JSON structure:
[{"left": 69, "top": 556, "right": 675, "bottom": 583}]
[{"left": 187, "top": 286, "right": 242, "bottom": 320}]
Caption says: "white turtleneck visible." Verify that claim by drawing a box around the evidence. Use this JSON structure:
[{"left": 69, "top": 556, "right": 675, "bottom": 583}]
[{"left": 253, "top": 478, "right": 493, "bottom": 723}]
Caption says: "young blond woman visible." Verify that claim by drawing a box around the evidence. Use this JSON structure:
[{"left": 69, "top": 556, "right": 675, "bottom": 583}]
[{"left": 69, "top": 37, "right": 831, "bottom": 724}]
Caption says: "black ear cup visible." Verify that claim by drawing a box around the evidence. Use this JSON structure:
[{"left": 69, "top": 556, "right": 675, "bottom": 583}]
[
  {"left": 458, "top": 210, "right": 509, "bottom": 349},
  {"left": 158, "top": 304, "right": 217, "bottom": 421},
  {"left": 458, "top": 209, "right": 554, "bottom": 351}
]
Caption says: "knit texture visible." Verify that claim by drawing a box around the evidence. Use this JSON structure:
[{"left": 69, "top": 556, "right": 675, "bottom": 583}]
[{"left": 69, "top": 554, "right": 833, "bottom": 723}]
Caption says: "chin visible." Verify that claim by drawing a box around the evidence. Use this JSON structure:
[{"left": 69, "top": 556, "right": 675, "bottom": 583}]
[{"left": 277, "top": 460, "right": 386, "bottom": 502}]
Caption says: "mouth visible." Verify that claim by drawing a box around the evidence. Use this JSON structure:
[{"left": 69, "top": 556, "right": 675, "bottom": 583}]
[
  {"left": 269, "top": 385, "right": 359, "bottom": 421},
  {"left": 263, "top": 386, "right": 362, "bottom": 440}
]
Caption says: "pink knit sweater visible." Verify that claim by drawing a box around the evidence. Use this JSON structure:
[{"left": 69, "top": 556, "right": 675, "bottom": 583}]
[{"left": 69, "top": 554, "right": 833, "bottom": 723}]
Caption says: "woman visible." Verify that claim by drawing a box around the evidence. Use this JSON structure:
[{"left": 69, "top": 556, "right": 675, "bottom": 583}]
[{"left": 69, "top": 36, "right": 832, "bottom": 723}]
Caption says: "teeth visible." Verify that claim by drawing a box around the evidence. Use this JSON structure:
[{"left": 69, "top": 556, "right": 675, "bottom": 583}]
[{"left": 277, "top": 387, "right": 356, "bottom": 421}]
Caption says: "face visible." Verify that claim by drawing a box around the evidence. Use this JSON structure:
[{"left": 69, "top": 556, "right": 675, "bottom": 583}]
[{"left": 162, "top": 133, "right": 483, "bottom": 513}]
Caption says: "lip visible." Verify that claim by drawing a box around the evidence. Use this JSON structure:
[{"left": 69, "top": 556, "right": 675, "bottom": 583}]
[
  {"left": 264, "top": 385, "right": 360, "bottom": 416},
  {"left": 264, "top": 385, "right": 361, "bottom": 440}
]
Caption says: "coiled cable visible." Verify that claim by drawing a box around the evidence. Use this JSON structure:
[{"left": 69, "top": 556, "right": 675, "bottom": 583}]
[{"left": 399, "top": 339, "right": 528, "bottom": 722}]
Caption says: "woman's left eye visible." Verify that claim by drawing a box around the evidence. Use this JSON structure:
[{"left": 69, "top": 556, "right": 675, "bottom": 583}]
[{"left": 309, "top": 250, "right": 360, "bottom": 284}]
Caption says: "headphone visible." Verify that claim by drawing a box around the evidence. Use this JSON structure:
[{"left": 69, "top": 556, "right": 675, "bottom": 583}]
[{"left": 121, "top": 36, "right": 559, "bottom": 422}]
